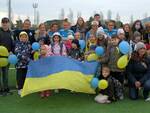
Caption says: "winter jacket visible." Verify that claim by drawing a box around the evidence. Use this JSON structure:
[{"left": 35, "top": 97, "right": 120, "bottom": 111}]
[
  {"left": 14, "top": 41, "right": 32, "bottom": 68},
  {"left": 99, "top": 76, "right": 123, "bottom": 101},
  {"left": 0, "top": 28, "right": 14, "bottom": 52},
  {"left": 68, "top": 48, "right": 84, "bottom": 61},
  {"left": 126, "top": 56, "right": 150, "bottom": 86}
]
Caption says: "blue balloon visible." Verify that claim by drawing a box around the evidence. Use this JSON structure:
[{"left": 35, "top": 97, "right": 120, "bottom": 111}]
[
  {"left": 95, "top": 46, "right": 104, "bottom": 56},
  {"left": 119, "top": 41, "right": 130, "bottom": 54},
  {"left": 8, "top": 54, "right": 18, "bottom": 65},
  {"left": 91, "top": 78, "right": 99, "bottom": 89},
  {"left": 32, "top": 42, "right": 40, "bottom": 51},
  {"left": 79, "top": 40, "right": 85, "bottom": 50}
]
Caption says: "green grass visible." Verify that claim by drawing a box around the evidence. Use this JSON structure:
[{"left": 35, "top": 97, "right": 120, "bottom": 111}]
[{"left": 0, "top": 67, "right": 150, "bottom": 113}]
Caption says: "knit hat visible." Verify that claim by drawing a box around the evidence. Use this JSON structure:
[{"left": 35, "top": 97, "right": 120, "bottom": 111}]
[
  {"left": 68, "top": 35, "right": 74, "bottom": 40},
  {"left": 135, "top": 42, "right": 146, "bottom": 51},
  {"left": 19, "top": 31, "right": 28, "bottom": 38},
  {"left": 72, "top": 39, "right": 80, "bottom": 48},
  {"left": 117, "top": 28, "right": 125, "bottom": 35},
  {"left": 91, "top": 21, "right": 99, "bottom": 26}
]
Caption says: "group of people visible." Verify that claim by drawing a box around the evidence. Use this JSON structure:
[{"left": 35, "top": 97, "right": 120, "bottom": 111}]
[{"left": 0, "top": 13, "right": 150, "bottom": 103}]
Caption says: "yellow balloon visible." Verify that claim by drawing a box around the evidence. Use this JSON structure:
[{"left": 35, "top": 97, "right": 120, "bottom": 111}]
[
  {"left": 98, "top": 79, "right": 108, "bottom": 90},
  {"left": 0, "top": 46, "right": 9, "bottom": 57},
  {"left": 87, "top": 53, "right": 98, "bottom": 61},
  {"left": 0, "top": 58, "right": 8, "bottom": 67},
  {"left": 117, "top": 55, "right": 128, "bottom": 69},
  {"left": 33, "top": 51, "right": 40, "bottom": 60}
]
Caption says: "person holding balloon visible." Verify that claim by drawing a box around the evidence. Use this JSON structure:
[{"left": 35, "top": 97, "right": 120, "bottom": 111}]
[
  {"left": 94, "top": 65, "right": 123, "bottom": 104},
  {"left": 126, "top": 42, "right": 150, "bottom": 101},
  {"left": 106, "top": 35, "right": 125, "bottom": 84},
  {"left": 85, "top": 34, "right": 97, "bottom": 60},
  {"left": 0, "top": 17, "right": 14, "bottom": 96},
  {"left": 14, "top": 31, "right": 32, "bottom": 96}
]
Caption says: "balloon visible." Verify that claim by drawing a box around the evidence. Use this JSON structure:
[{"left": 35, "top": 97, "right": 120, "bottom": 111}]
[
  {"left": 0, "top": 46, "right": 9, "bottom": 57},
  {"left": 79, "top": 40, "right": 85, "bottom": 50},
  {"left": 119, "top": 41, "right": 130, "bottom": 54},
  {"left": 32, "top": 42, "right": 40, "bottom": 51},
  {"left": 98, "top": 79, "right": 108, "bottom": 90},
  {"left": 0, "top": 58, "right": 8, "bottom": 67},
  {"left": 95, "top": 46, "right": 104, "bottom": 56},
  {"left": 91, "top": 78, "right": 99, "bottom": 89},
  {"left": 8, "top": 54, "right": 18, "bottom": 65},
  {"left": 33, "top": 51, "right": 40, "bottom": 60},
  {"left": 117, "top": 55, "right": 128, "bottom": 69},
  {"left": 87, "top": 53, "right": 98, "bottom": 61}
]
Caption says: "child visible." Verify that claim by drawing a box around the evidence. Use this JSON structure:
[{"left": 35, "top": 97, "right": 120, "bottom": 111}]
[
  {"left": 39, "top": 45, "right": 51, "bottom": 98},
  {"left": 130, "top": 31, "right": 142, "bottom": 52},
  {"left": 117, "top": 28, "right": 125, "bottom": 41},
  {"left": 106, "top": 35, "right": 125, "bottom": 84},
  {"left": 74, "top": 32, "right": 81, "bottom": 40},
  {"left": 50, "top": 32, "right": 67, "bottom": 56},
  {"left": 104, "top": 20, "right": 117, "bottom": 38},
  {"left": 14, "top": 31, "right": 32, "bottom": 96},
  {"left": 65, "top": 35, "right": 74, "bottom": 54},
  {"left": 49, "top": 32, "right": 67, "bottom": 93},
  {"left": 95, "top": 66, "right": 123, "bottom": 104},
  {"left": 59, "top": 19, "right": 74, "bottom": 41},
  {"left": 68, "top": 39, "right": 83, "bottom": 61}
]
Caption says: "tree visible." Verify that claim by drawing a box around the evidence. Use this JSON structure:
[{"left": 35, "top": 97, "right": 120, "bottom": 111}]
[
  {"left": 67, "top": 8, "right": 74, "bottom": 24},
  {"left": 130, "top": 14, "right": 134, "bottom": 24},
  {"left": 59, "top": 8, "right": 65, "bottom": 20},
  {"left": 77, "top": 11, "right": 82, "bottom": 18},
  {"left": 116, "top": 13, "right": 121, "bottom": 21},
  {"left": 107, "top": 10, "right": 112, "bottom": 20},
  {"left": 16, "top": 19, "right": 23, "bottom": 29},
  {"left": 143, "top": 12, "right": 148, "bottom": 18}
]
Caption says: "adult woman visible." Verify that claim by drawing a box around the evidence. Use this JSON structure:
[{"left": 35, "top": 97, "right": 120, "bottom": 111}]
[
  {"left": 36, "top": 23, "right": 50, "bottom": 45},
  {"left": 71, "top": 17, "right": 87, "bottom": 40},
  {"left": 123, "top": 23, "right": 132, "bottom": 42},
  {"left": 127, "top": 42, "right": 150, "bottom": 101}
]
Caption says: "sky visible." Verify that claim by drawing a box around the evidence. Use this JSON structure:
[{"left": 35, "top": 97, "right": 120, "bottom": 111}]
[{"left": 0, "top": 0, "right": 150, "bottom": 24}]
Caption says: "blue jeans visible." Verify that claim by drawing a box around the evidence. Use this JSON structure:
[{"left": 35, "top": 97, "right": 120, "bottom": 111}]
[{"left": 129, "top": 79, "right": 150, "bottom": 100}]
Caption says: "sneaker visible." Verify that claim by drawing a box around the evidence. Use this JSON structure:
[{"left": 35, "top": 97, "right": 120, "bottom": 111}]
[
  {"left": 145, "top": 97, "right": 150, "bottom": 102},
  {"left": 45, "top": 90, "right": 51, "bottom": 97},
  {"left": 119, "top": 95, "right": 124, "bottom": 100},
  {"left": 4, "top": 88, "right": 13, "bottom": 95},
  {"left": 18, "top": 89, "right": 22, "bottom": 96},
  {"left": 0, "top": 90, "right": 3, "bottom": 96},
  {"left": 54, "top": 89, "right": 59, "bottom": 93},
  {"left": 40, "top": 92, "right": 45, "bottom": 98}
]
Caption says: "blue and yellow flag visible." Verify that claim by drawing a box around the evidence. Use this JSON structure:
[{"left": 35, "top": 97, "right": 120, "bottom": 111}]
[{"left": 21, "top": 56, "right": 99, "bottom": 97}]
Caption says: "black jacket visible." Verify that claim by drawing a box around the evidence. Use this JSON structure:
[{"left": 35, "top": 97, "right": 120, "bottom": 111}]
[
  {"left": 0, "top": 28, "right": 14, "bottom": 52},
  {"left": 127, "top": 56, "right": 150, "bottom": 86}
]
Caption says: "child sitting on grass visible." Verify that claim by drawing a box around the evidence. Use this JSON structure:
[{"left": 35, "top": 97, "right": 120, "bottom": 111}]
[{"left": 95, "top": 66, "right": 123, "bottom": 104}]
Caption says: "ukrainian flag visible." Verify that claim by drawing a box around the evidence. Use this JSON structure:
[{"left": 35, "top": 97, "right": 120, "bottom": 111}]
[{"left": 21, "top": 56, "right": 99, "bottom": 97}]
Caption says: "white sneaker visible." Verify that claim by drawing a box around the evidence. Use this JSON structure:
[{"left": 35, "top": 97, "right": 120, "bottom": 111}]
[
  {"left": 145, "top": 97, "right": 150, "bottom": 102},
  {"left": 54, "top": 89, "right": 59, "bottom": 93},
  {"left": 18, "top": 89, "right": 22, "bottom": 96}
]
